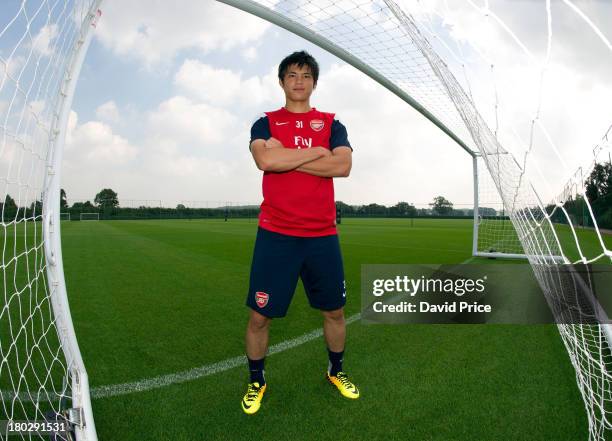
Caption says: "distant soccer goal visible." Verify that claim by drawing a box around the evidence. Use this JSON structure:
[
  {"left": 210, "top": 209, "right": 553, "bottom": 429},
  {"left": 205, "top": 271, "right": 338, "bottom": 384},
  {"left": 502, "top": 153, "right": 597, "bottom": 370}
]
[
  {"left": 60, "top": 212, "right": 71, "bottom": 221},
  {"left": 80, "top": 213, "right": 100, "bottom": 221},
  {"left": 473, "top": 155, "right": 526, "bottom": 259}
]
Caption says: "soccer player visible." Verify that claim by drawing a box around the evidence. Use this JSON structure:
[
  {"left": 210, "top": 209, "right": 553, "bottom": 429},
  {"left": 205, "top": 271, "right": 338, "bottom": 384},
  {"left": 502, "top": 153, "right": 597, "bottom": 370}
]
[{"left": 241, "top": 51, "right": 359, "bottom": 415}]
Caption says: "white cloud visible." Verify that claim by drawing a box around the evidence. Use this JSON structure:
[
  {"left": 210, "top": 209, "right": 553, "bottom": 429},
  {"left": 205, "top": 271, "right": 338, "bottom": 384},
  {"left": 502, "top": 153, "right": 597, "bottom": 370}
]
[
  {"left": 174, "top": 60, "right": 283, "bottom": 115},
  {"left": 29, "top": 100, "right": 46, "bottom": 115},
  {"left": 94, "top": 0, "right": 269, "bottom": 66},
  {"left": 147, "top": 95, "right": 237, "bottom": 149},
  {"left": 0, "top": 55, "right": 25, "bottom": 81},
  {"left": 242, "top": 47, "right": 257, "bottom": 62},
  {"left": 31, "top": 24, "right": 58, "bottom": 57},
  {"left": 174, "top": 61, "right": 243, "bottom": 106},
  {"left": 95, "top": 101, "right": 120, "bottom": 124},
  {"left": 62, "top": 96, "right": 260, "bottom": 204},
  {"left": 65, "top": 111, "right": 137, "bottom": 165},
  {"left": 237, "top": 67, "right": 285, "bottom": 113}
]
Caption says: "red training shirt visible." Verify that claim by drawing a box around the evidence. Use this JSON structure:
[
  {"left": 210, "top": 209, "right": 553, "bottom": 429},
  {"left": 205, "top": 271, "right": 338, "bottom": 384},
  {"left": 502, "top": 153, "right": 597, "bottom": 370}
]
[{"left": 250, "top": 107, "right": 352, "bottom": 237}]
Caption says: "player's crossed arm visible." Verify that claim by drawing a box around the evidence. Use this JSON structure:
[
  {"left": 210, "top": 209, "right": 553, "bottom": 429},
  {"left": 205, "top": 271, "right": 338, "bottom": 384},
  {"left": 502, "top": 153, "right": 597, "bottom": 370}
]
[
  {"left": 250, "top": 137, "right": 351, "bottom": 178},
  {"left": 250, "top": 137, "right": 330, "bottom": 172},
  {"left": 295, "top": 146, "right": 351, "bottom": 178}
]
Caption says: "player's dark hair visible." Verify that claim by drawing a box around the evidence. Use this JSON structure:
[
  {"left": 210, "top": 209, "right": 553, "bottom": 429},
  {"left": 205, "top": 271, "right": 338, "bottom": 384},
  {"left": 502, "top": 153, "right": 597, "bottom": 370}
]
[{"left": 278, "top": 51, "right": 319, "bottom": 85}]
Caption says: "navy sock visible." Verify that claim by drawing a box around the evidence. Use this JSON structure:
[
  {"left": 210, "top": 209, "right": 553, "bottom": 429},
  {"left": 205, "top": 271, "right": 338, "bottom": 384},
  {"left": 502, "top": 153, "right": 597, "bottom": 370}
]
[
  {"left": 247, "top": 356, "right": 266, "bottom": 386},
  {"left": 327, "top": 348, "right": 344, "bottom": 376}
]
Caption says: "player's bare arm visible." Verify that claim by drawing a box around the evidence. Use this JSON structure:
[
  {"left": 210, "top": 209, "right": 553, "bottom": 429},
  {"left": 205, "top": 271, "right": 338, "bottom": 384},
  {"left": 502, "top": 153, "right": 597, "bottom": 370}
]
[
  {"left": 250, "top": 138, "right": 330, "bottom": 172},
  {"left": 263, "top": 136, "right": 283, "bottom": 149},
  {"left": 295, "top": 146, "right": 352, "bottom": 177}
]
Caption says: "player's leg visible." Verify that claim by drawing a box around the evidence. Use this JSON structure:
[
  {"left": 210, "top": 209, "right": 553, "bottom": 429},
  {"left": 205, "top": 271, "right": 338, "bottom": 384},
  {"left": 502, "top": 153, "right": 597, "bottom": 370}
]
[
  {"left": 242, "top": 309, "right": 271, "bottom": 415},
  {"left": 320, "top": 307, "right": 357, "bottom": 398},
  {"left": 301, "top": 234, "right": 359, "bottom": 399},
  {"left": 322, "top": 306, "right": 345, "bottom": 354},
  {"left": 246, "top": 308, "right": 271, "bottom": 360},
  {"left": 242, "top": 227, "right": 302, "bottom": 414},
  {"left": 245, "top": 307, "right": 271, "bottom": 397}
]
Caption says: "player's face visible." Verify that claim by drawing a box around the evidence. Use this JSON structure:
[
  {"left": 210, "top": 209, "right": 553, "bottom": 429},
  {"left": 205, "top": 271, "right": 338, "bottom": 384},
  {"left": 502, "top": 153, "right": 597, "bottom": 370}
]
[{"left": 280, "top": 64, "right": 315, "bottom": 102}]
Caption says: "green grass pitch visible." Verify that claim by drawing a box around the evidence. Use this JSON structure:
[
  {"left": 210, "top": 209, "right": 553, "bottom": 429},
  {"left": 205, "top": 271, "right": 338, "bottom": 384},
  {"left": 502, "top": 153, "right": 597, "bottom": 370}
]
[{"left": 44, "top": 219, "right": 612, "bottom": 439}]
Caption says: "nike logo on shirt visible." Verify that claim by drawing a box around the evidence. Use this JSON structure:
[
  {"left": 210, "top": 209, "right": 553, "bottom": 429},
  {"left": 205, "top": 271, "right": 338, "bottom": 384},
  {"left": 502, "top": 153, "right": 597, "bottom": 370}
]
[{"left": 275, "top": 121, "right": 289, "bottom": 125}]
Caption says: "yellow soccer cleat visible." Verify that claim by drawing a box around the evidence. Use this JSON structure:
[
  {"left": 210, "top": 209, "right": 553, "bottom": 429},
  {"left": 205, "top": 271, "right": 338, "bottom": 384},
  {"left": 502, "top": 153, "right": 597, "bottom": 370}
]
[
  {"left": 326, "top": 371, "right": 360, "bottom": 399},
  {"left": 241, "top": 382, "right": 267, "bottom": 415}
]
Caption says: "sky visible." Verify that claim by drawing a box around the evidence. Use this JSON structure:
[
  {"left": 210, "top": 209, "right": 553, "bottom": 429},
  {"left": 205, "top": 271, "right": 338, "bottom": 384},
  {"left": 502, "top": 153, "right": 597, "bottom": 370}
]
[
  {"left": 3, "top": 0, "right": 611, "bottom": 209},
  {"left": 65, "top": 0, "right": 472, "bottom": 208}
]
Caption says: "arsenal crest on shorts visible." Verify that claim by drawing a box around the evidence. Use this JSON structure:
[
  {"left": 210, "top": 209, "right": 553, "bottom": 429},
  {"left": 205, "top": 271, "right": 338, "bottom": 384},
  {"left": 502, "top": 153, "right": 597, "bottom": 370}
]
[
  {"left": 255, "top": 291, "right": 269, "bottom": 308},
  {"left": 310, "top": 119, "right": 324, "bottom": 131}
]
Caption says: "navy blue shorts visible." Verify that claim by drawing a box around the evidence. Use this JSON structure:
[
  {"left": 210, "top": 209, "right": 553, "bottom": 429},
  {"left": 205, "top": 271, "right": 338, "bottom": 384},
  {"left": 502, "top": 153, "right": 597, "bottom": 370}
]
[{"left": 246, "top": 227, "right": 346, "bottom": 318}]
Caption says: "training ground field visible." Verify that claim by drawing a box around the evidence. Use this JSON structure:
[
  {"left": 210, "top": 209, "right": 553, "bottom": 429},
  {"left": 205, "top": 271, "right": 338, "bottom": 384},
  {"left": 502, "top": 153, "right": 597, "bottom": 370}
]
[{"left": 56, "top": 218, "right": 610, "bottom": 440}]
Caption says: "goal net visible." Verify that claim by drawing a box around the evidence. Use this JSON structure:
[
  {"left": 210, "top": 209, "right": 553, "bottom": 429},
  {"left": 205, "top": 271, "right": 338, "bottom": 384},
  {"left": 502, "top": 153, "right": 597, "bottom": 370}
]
[
  {"left": 60, "top": 212, "right": 71, "bottom": 221},
  {"left": 474, "top": 154, "right": 525, "bottom": 258},
  {"left": 1, "top": 1, "right": 611, "bottom": 440},
  {"left": 0, "top": 1, "right": 100, "bottom": 440}
]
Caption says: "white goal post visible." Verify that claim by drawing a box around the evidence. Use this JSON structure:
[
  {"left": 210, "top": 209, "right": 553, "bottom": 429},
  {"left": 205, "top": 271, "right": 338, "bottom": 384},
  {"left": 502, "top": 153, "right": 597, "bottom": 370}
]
[
  {"left": 80, "top": 213, "right": 100, "bottom": 221},
  {"left": 60, "top": 212, "right": 72, "bottom": 221},
  {"left": 1, "top": 1, "right": 102, "bottom": 440},
  {"left": 472, "top": 155, "right": 527, "bottom": 259}
]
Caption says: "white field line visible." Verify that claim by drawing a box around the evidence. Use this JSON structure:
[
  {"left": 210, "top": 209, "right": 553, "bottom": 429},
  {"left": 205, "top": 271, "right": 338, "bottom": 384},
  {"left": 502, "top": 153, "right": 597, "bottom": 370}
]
[
  {"left": 90, "top": 313, "right": 362, "bottom": 399},
  {"left": 0, "top": 313, "right": 361, "bottom": 402}
]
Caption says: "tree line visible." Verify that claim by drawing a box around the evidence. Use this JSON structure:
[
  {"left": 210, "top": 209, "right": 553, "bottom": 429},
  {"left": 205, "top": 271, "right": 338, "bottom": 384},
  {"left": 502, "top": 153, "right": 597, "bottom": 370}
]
[
  {"left": 2, "top": 160, "right": 610, "bottom": 226},
  {"left": 545, "top": 160, "right": 612, "bottom": 229},
  {"left": 4, "top": 190, "right": 494, "bottom": 221}
]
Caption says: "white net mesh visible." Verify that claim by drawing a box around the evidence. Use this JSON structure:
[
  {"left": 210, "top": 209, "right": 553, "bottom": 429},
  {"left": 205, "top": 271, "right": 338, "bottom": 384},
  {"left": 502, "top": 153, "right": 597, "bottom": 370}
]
[
  {"left": 1, "top": 1, "right": 99, "bottom": 440},
  {"left": 476, "top": 154, "right": 525, "bottom": 256}
]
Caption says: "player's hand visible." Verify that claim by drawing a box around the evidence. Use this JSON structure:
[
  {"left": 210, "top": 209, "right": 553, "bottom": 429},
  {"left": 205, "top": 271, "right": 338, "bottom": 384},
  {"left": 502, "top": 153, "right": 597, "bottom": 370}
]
[{"left": 265, "top": 137, "right": 284, "bottom": 149}]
